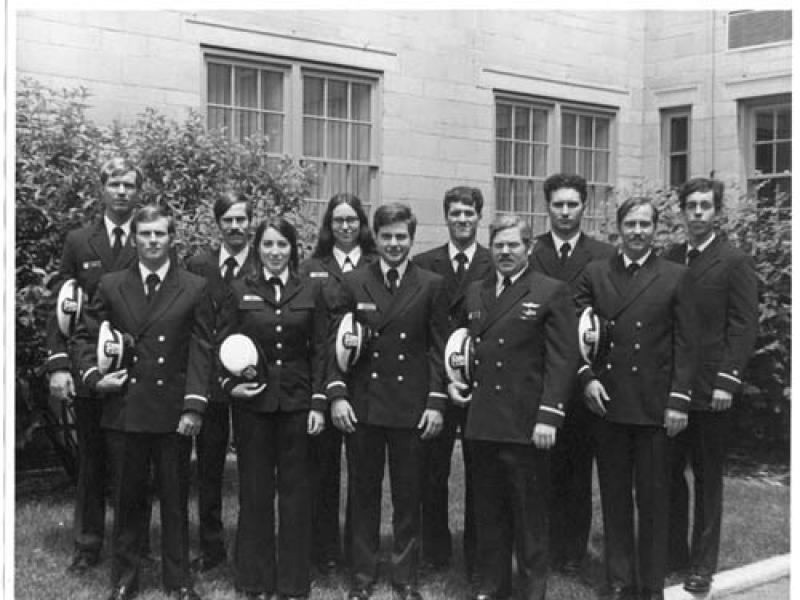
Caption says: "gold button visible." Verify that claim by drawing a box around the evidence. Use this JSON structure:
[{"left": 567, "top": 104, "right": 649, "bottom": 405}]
[
  {"left": 276, "top": 309, "right": 281, "bottom": 315},
  {"left": 158, "top": 335, "right": 165, "bottom": 342},
  {"left": 496, "top": 361, "right": 503, "bottom": 368},
  {"left": 371, "top": 372, "right": 378, "bottom": 379},
  {"left": 606, "top": 363, "right": 612, "bottom": 370},
  {"left": 634, "top": 343, "right": 641, "bottom": 350},
  {"left": 400, "top": 332, "right": 407, "bottom": 340},
  {"left": 632, "top": 366, "right": 639, "bottom": 373},
  {"left": 498, "top": 338, "right": 505, "bottom": 345},
  {"left": 276, "top": 359, "right": 282, "bottom": 366},
  {"left": 130, "top": 377, "right": 137, "bottom": 384},
  {"left": 609, "top": 342, "right": 615, "bottom": 349},
  {"left": 475, "top": 337, "right": 481, "bottom": 344},
  {"left": 157, "top": 357, "right": 165, "bottom": 364},
  {"left": 397, "top": 375, "right": 404, "bottom": 382},
  {"left": 276, "top": 342, "right": 282, "bottom": 350},
  {"left": 636, "top": 321, "right": 642, "bottom": 328},
  {"left": 398, "top": 354, "right": 405, "bottom": 361},
  {"left": 495, "top": 385, "right": 502, "bottom": 391},
  {"left": 276, "top": 325, "right": 283, "bottom": 333},
  {"left": 132, "top": 356, "right": 138, "bottom": 363},
  {"left": 473, "top": 381, "right": 479, "bottom": 388},
  {"left": 156, "top": 379, "right": 164, "bottom": 386},
  {"left": 373, "top": 351, "right": 380, "bottom": 358}
]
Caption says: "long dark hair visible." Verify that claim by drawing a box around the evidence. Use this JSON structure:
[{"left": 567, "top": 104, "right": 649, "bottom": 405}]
[
  {"left": 312, "top": 193, "right": 376, "bottom": 258},
  {"left": 249, "top": 216, "right": 300, "bottom": 281}
]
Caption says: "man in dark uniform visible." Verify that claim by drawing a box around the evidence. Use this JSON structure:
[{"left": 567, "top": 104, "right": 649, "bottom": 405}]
[
  {"left": 45, "top": 157, "right": 142, "bottom": 574},
  {"left": 665, "top": 178, "right": 758, "bottom": 595},
  {"left": 576, "top": 197, "right": 697, "bottom": 600},
  {"left": 450, "top": 214, "right": 578, "bottom": 600},
  {"left": 412, "top": 186, "right": 492, "bottom": 576},
  {"left": 184, "top": 191, "right": 256, "bottom": 572},
  {"left": 75, "top": 204, "right": 214, "bottom": 600},
  {"left": 528, "top": 173, "right": 615, "bottom": 574},
  {"left": 328, "top": 203, "right": 449, "bottom": 600}
]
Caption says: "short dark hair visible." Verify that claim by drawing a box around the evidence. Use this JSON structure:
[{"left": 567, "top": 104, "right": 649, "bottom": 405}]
[
  {"left": 488, "top": 214, "right": 532, "bottom": 247},
  {"left": 616, "top": 197, "right": 659, "bottom": 229},
  {"left": 213, "top": 190, "right": 253, "bottom": 223},
  {"left": 100, "top": 157, "right": 143, "bottom": 188},
  {"left": 543, "top": 173, "right": 587, "bottom": 204},
  {"left": 678, "top": 177, "right": 724, "bottom": 212},
  {"left": 251, "top": 217, "right": 300, "bottom": 275},
  {"left": 131, "top": 204, "right": 175, "bottom": 235},
  {"left": 312, "top": 193, "right": 376, "bottom": 258},
  {"left": 373, "top": 202, "right": 417, "bottom": 239},
  {"left": 443, "top": 186, "right": 484, "bottom": 217}
]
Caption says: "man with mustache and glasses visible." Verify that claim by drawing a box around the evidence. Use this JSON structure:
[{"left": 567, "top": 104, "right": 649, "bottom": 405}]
[
  {"left": 528, "top": 174, "right": 615, "bottom": 577},
  {"left": 664, "top": 178, "right": 758, "bottom": 596},
  {"left": 184, "top": 191, "right": 257, "bottom": 573},
  {"left": 575, "top": 197, "right": 698, "bottom": 600}
]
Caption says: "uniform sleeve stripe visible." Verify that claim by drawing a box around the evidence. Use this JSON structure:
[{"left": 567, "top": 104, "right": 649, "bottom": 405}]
[
  {"left": 184, "top": 394, "right": 208, "bottom": 403},
  {"left": 81, "top": 366, "right": 99, "bottom": 383},
  {"left": 312, "top": 393, "right": 326, "bottom": 400},
  {"left": 47, "top": 353, "right": 69, "bottom": 362},
  {"left": 326, "top": 380, "right": 347, "bottom": 390},
  {"left": 539, "top": 405, "right": 566, "bottom": 416},
  {"left": 670, "top": 392, "right": 691, "bottom": 402},
  {"left": 428, "top": 392, "right": 448, "bottom": 399},
  {"left": 718, "top": 372, "right": 742, "bottom": 384},
  {"left": 578, "top": 365, "right": 590, "bottom": 375}
]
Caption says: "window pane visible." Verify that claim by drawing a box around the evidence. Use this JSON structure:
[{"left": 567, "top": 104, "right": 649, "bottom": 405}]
[
  {"left": 514, "top": 107, "right": 530, "bottom": 140},
  {"left": 352, "top": 83, "right": 371, "bottom": 121},
  {"left": 207, "top": 63, "right": 231, "bottom": 105},
  {"left": 579, "top": 116, "right": 593, "bottom": 148},
  {"left": 303, "top": 117, "right": 324, "bottom": 157},
  {"left": 353, "top": 165, "right": 371, "bottom": 199},
  {"left": 670, "top": 117, "right": 688, "bottom": 152},
  {"left": 238, "top": 110, "right": 258, "bottom": 140},
  {"left": 776, "top": 109, "right": 791, "bottom": 139},
  {"left": 265, "top": 114, "right": 284, "bottom": 153},
  {"left": 351, "top": 124, "right": 371, "bottom": 161},
  {"left": 756, "top": 111, "right": 774, "bottom": 141},
  {"left": 261, "top": 71, "right": 283, "bottom": 111},
  {"left": 496, "top": 141, "right": 512, "bottom": 174},
  {"left": 495, "top": 178, "right": 512, "bottom": 212},
  {"left": 496, "top": 104, "right": 511, "bottom": 138},
  {"left": 235, "top": 68, "right": 258, "bottom": 108},
  {"left": 533, "top": 145, "right": 547, "bottom": 176},
  {"left": 532, "top": 109, "right": 548, "bottom": 142},
  {"left": 562, "top": 148, "right": 577, "bottom": 173},
  {"left": 562, "top": 113, "right": 576, "bottom": 146},
  {"left": 513, "top": 143, "right": 530, "bottom": 176},
  {"left": 594, "top": 151, "right": 609, "bottom": 183},
  {"left": 776, "top": 142, "right": 791, "bottom": 172},
  {"left": 531, "top": 179, "right": 544, "bottom": 215},
  {"left": 208, "top": 107, "right": 231, "bottom": 132},
  {"left": 304, "top": 76, "right": 325, "bottom": 116},
  {"left": 595, "top": 118, "right": 610, "bottom": 149},
  {"left": 327, "top": 121, "right": 348, "bottom": 159},
  {"left": 579, "top": 150, "right": 593, "bottom": 179},
  {"left": 670, "top": 155, "right": 687, "bottom": 187},
  {"left": 755, "top": 144, "right": 773, "bottom": 174},
  {"left": 328, "top": 163, "right": 347, "bottom": 196},
  {"left": 513, "top": 179, "right": 530, "bottom": 213},
  {"left": 328, "top": 80, "right": 348, "bottom": 119}
]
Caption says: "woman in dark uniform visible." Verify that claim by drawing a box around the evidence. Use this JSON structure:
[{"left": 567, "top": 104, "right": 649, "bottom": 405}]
[
  {"left": 220, "top": 217, "right": 327, "bottom": 600},
  {"left": 298, "top": 193, "right": 377, "bottom": 574}
]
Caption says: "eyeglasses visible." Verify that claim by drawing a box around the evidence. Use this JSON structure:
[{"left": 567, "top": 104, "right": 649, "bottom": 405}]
[{"left": 332, "top": 217, "right": 361, "bottom": 227}]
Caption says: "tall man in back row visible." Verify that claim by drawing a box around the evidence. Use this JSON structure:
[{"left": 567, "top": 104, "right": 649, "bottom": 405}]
[
  {"left": 528, "top": 173, "right": 615, "bottom": 574},
  {"left": 665, "top": 178, "right": 758, "bottom": 596},
  {"left": 413, "top": 186, "right": 492, "bottom": 577}
]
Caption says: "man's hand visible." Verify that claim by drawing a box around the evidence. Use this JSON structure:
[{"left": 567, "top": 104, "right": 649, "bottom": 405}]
[
  {"left": 532, "top": 423, "right": 557, "bottom": 450},
  {"left": 448, "top": 381, "right": 472, "bottom": 407},
  {"left": 230, "top": 382, "right": 266, "bottom": 399},
  {"left": 95, "top": 369, "right": 129, "bottom": 393},
  {"left": 49, "top": 370, "right": 75, "bottom": 401},
  {"left": 664, "top": 408, "right": 688, "bottom": 437},
  {"left": 307, "top": 409, "right": 325, "bottom": 436},
  {"left": 331, "top": 398, "right": 358, "bottom": 433},
  {"left": 177, "top": 412, "right": 202, "bottom": 437},
  {"left": 418, "top": 409, "right": 443, "bottom": 440},
  {"left": 583, "top": 379, "right": 609, "bottom": 416},
  {"left": 710, "top": 388, "right": 733, "bottom": 411}
]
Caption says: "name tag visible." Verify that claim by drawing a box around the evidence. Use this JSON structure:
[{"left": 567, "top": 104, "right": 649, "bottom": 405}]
[
  {"left": 309, "top": 271, "right": 329, "bottom": 278},
  {"left": 468, "top": 310, "right": 481, "bottom": 320},
  {"left": 243, "top": 294, "right": 265, "bottom": 302},
  {"left": 82, "top": 260, "right": 102, "bottom": 270},
  {"left": 357, "top": 302, "right": 377, "bottom": 312}
]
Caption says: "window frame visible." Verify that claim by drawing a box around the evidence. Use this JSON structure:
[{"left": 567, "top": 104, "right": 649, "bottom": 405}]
[
  {"left": 660, "top": 106, "right": 692, "bottom": 190},
  {"left": 727, "top": 10, "right": 793, "bottom": 51},
  {"left": 740, "top": 94, "right": 791, "bottom": 200}
]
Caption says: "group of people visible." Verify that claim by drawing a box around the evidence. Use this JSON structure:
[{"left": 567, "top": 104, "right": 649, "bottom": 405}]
[{"left": 45, "top": 157, "right": 758, "bottom": 600}]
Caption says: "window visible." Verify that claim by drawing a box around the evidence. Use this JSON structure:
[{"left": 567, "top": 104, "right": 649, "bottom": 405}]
[
  {"left": 495, "top": 96, "right": 615, "bottom": 234},
  {"left": 205, "top": 53, "right": 380, "bottom": 208},
  {"left": 742, "top": 96, "right": 791, "bottom": 201},
  {"left": 661, "top": 107, "right": 691, "bottom": 189},
  {"left": 728, "top": 10, "right": 792, "bottom": 50}
]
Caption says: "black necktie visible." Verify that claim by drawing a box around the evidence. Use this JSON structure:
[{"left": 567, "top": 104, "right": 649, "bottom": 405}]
[
  {"left": 386, "top": 268, "right": 399, "bottom": 293},
  {"left": 223, "top": 256, "right": 238, "bottom": 283},
  {"left": 146, "top": 273, "right": 160, "bottom": 303},
  {"left": 268, "top": 276, "right": 283, "bottom": 302},
  {"left": 454, "top": 252, "right": 468, "bottom": 281},
  {"left": 559, "top": 242, "right": 571, "bottom": 265},
  {"left": 627, "top": 262, "right": 641, "bottom": 278},
  {"left": 112, "top": 227, "right": 124, "bottom": 259},
  {"left": 499, "top": 276, "right": 512, "bottom": 297},
  {"left": 687, "top": 248, "right": 701, "bottom": 266}
]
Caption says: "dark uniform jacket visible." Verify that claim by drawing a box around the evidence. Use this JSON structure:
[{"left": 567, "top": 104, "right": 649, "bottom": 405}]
[
  {"left": 326, "top": 261, "right": 449, "bottom": 429},
  {"left": 45, "top": 219, "right": 137, "bottom": 390},
  {"left": 75, "top": 262, "right": 215, "bottom": 433},
  {"left": 299, "top": 251, "right": 379, "bottom": 310},
  {"left": 412, "top": 243, "right": 493, "bottom": 333},
  {"left": 575, "top": 253, "right": 698, "bottom": 425},
  {"left": 664, "top": 237, "right": 758, "bottom": 406},
  {"left": 529, "top": 232, "right": 617, "bottom": 292},
  {"left": 462, "top": 268, "right": 579, "bottom": 444},
  {"left": 218, "top": 271, "right": 329, "bottom": 414}
]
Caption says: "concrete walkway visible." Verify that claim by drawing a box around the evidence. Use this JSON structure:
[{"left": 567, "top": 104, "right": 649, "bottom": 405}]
[{"left": 664, "top": 554, "right": 790, "bottom": 599}]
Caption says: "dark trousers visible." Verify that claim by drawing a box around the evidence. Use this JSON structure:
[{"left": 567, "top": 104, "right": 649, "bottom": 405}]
[
  {"left": 471, "top": 440, "right": 550, "bottom": 600},
  {"left": 595, "top": 420, "right": 669, "bottom": 594},
  {"left": 106, "top": 429, "right": 192, "bottom": 592},
  {"left": 668, "top": 409, "right": 729, "bottom": 576},
  {"left": 194, "top": 400, "right": 230, "bottom": 561},
  {"left": 548, "top": 400, "right": 595, "bottom": 567},
  {"left": 233, "top": 408, "right": 312, "bottom": 596},
  {"left": 73, "top": 394, "right": 108, "bottom": 556},
  {"left": 347, "top": 423, "right": 423, "bottom": 588},
  {"left": 420, "top": 404, "right": 475, "bottom": 573}
]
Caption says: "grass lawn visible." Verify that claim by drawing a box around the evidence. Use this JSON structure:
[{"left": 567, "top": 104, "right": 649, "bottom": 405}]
[{"left": 15, "top": 443, "right": 789, "bottom": 600}]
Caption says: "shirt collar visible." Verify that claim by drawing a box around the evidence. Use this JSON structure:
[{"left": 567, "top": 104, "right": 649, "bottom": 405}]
[
  {"left": 550, "top": 231, "right": 581, "bottom": 255},
  {"left": 333, "top": 245, "right": 363, "bottom": 270},
  {"left": 689, "top": 232, "right": 716, "bottom": 254},
  {"left": 139, "top": 259, "right": 170, "bottom": 285},
  {"left": 380, "top": 258, "right": 409, "bottom": 283},
  {"left": 495, "top": 265, "right": 527, "bottom": 290},
  {"left": 219, "top": 245, "right": 249, "bottom": 269},
  {"left": 622, "top": 250, "right": 652, "bottom": 268},
  {"left": 448, "top": 241, "right": 477, "bottom": 265},
  {"left": 104, "top": 215, "right": 132, "bottom": 244},
  {"left": 263, "top": 267, "right": 289, "bottom": 286}
]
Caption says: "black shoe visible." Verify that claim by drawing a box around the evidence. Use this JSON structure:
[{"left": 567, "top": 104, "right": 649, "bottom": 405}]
[
  {"left": 168, "top": 587, "right": 202, "bottom": 600},
  {"left": 348, "top": 587, "right": 371, "bottom": 600},
  {"left": 107, "top": 585, "right": 138, "bottom": 600},
  {"left": 67, "top": 552, "right": 99, "bottom": 575},
  {"left": 191, "top": 554, "right": 225, "bottom": 572},
  {"left": 392, "top": 584, "right": 423, "bottom": 600},
  {"left": 683, "top": 573, "right": 712, "bottom": 594}
]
